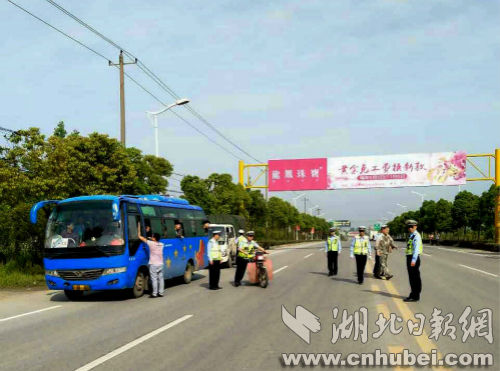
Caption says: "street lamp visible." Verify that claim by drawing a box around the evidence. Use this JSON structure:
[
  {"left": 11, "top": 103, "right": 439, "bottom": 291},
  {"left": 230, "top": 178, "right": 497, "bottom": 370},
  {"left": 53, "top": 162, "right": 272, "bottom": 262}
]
[
  {"left": 146, "top": 98, "right": 190, "bottom": 157},
  {"left": 411, "top": 191, "right": 425, "bottom": 204},
  {"left": 292, "top": 193, "right": 306, "bottom": 208},
  {"left": 309, "top": 205, "right": 320, "bottom": 215}
]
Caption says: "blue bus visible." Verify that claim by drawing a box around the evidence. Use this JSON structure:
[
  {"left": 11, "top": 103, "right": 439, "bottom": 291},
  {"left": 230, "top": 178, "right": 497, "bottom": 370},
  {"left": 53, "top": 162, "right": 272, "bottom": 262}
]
[{"left": 30, "top": 195, "right": 210, "bottom": 300}]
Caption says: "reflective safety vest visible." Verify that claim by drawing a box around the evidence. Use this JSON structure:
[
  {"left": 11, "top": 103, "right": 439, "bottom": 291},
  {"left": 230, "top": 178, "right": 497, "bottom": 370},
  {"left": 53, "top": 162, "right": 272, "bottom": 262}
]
[
  {"left": 238, "top": 240, "right": 257, "bottom": 259},
  {"left": 208, "top": 238, "right": 222, "bottom": 261},
  {"left": 353, "top": 236, "right": 369, "bottom": 255},
  {"left": 237, "top": 235, "right": 247, "bottom": 246},
  {"left": 327, "top": 237, "right": 340, "bottom": 251},
  {"left": 406, "top": 233, "right": 423, "bottom": 256}
]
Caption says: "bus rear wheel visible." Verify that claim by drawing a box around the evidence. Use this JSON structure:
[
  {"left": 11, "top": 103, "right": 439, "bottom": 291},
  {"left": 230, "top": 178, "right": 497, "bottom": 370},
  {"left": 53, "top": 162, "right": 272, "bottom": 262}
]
[
  {"left": 131, "top": 271, "right": 148, "bottom": 298},
  {"left": 64, "top": 290, "right": 84, "bottom": 301},
  {"left": 183, "top": 263, "right": 194, "bottom": 284}
]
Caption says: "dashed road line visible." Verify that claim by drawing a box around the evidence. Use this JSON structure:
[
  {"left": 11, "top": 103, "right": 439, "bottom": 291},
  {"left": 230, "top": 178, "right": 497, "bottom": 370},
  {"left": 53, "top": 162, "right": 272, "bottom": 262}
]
[
  {"left": 75, "top": 314, "right": 193, "bottom": 371},
  {"left": 0, "top": 305, "right": 61, "bottom": 322},
  {"left": 458, "top": 264, "right": 498, "bottom": 278},
  {"left": 304, "top": 253, "right": 313, "bottom": 259},
  {"left": 273, "top": 266, "right": 288, "bottom": 274}
]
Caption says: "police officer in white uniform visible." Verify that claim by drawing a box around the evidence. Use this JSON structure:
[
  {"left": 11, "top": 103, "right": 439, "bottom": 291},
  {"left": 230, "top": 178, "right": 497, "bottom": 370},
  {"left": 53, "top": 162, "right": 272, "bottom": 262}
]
[
  {"left": 350, "top": 226, "right": 372, "bottom": 284},
  {"left": 325, "top": 227, "right": 342, "bottom": 276},
  {"left": 208, "top": 230, "right": 222, "bottom": 290}
]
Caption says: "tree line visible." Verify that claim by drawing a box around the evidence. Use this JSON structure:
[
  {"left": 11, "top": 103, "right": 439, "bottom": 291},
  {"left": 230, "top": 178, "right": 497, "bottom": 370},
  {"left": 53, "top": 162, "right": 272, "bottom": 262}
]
[
  {"left": 387, "top": 185, "right": 498, "bottom": 241},
  {"left": 0, "top": 124, "right": 329, "bottom": 267}
]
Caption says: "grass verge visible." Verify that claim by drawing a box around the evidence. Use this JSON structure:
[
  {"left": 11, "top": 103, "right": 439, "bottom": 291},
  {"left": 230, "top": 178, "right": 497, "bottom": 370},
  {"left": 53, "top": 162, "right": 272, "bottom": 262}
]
[{"left": 0, "top": 261, "right": 46, "bottom": 289}]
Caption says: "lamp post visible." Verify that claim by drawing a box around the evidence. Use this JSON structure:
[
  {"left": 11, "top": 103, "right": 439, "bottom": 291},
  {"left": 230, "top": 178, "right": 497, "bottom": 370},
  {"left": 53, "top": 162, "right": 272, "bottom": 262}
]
[{"left": 146, "top": 98, "right": 190, "bottom": 157}]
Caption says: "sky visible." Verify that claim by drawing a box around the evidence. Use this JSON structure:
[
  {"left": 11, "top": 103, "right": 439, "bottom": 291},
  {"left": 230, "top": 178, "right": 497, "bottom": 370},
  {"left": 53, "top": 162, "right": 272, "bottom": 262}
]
[{"left": 1, "top": 0, "right": 499, "bottom": 225}]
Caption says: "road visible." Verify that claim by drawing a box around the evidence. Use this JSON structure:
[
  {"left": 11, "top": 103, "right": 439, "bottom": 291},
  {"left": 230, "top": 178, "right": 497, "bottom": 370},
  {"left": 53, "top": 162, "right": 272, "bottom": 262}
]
[{"left": 0, "top": 241, "right": 498, "bottom": 370}]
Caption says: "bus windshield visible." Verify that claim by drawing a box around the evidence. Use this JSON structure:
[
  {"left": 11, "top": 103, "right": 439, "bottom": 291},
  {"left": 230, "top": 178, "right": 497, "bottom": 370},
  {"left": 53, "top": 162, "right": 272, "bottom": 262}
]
[{"left": 46, "top": 201, "right": 124, "bottom": 250}]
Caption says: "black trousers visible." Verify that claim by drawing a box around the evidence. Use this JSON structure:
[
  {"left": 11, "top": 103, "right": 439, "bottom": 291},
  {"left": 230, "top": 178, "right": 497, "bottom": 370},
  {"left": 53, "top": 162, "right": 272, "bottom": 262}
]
[
  {"left": 327, "top": 251, "right": 338, "bottom": 275},
  {"left": 406, "top": 255, "right": 421, "bottom": 299},
  {"left": 355, "top": 254, "right": 367, "bottom": 283},
  {"left": 373, "top": 254, "right": 381, "bottom": 277},
  {"left": 209, "top": 260, "right": 221, "bottom": 289},
  {"left": 234, "top": 256, "right": 248, "bottom": 284}
]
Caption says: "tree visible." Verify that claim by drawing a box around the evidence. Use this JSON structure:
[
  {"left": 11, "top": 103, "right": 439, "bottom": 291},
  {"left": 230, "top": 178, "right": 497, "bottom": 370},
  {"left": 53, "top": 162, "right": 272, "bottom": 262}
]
[
  {"left": 478, "top": 185, "right": 498, "bottom": 239},
  {"left": 434, "top": 199, "right": 453, "bottom": 233},
  {"left": 419, "top": 200, "right": 437, "bottom": 233},
  {"left": 0, "top": 125, "right": 174, "bottom": 264},
  {"left": 53, "top": 121, "right": 67, "bottom": 138},
  {"left": 452, "top": 191, "right": 480, "bottom": 238}
]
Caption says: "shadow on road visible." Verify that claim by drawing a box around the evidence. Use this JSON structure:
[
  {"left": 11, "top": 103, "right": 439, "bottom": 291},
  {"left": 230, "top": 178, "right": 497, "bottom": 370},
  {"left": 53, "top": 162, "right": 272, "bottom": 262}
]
[
  {"left": 309, "top": 271, "right": 329, "bottom": 277},
  {"left": 363, "top": 289, "right": 406, "bottom": 300},
  {"left": 50, "top": 273, "right": 206, "bottom": 302},
  {"left": 331, "top": 277, "right": 359, "bottom": 284}
]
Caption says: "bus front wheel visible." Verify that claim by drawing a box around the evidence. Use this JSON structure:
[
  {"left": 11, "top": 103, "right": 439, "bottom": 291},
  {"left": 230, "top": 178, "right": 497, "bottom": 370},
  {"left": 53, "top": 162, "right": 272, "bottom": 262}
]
[{"left": 131, "top": 271, "right": 148, "bottom": 298}]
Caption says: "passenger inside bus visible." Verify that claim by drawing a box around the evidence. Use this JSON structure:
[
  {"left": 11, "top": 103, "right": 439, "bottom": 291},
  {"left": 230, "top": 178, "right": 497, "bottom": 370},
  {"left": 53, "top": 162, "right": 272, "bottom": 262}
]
[{"left": 174, "top": 220, "right": 184, "bottom": 238}]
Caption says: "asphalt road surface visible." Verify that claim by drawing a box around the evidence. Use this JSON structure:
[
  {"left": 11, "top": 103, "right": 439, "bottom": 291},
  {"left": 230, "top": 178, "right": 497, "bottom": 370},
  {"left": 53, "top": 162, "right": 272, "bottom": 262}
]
[{"left": 0, "top": 241, "right": 498, "bottom": 370}]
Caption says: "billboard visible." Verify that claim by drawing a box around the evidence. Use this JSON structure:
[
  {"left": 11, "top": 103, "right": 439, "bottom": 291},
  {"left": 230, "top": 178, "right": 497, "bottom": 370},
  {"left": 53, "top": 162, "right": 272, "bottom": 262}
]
[
  {"left": 268, "top": 158, "right": 327, "bottom": 191},
  {"left": 327, "top": 152, "right": 466, "bottom": 189},
  {"left": 331, "top": 220, "right": 351, "bottom": 227},
  {"left": 267, "top": 152, "right": 466, "bottom": 191}
]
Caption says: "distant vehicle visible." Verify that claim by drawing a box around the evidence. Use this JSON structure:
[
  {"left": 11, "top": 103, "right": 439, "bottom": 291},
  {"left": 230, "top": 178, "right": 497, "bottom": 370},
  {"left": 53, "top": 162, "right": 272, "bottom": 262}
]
[
  {"left": 208, "top": 224, "right": 236, "bottom": 267},
  {"left": 30, "top": 195, "right": 209, "bottom": 300}
]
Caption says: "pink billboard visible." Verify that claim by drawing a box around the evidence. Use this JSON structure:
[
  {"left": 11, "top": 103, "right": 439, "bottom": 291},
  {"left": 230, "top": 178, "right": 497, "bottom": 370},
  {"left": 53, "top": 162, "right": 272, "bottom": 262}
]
[
  {"left": 268, "top": 158, "right": 328, "bottom": 191},
  {"left": 268, "top": 152, "right": 466, "bottom": 191},
  {"left": 327, "top": 151, "right": 467, "bottom": 189}
]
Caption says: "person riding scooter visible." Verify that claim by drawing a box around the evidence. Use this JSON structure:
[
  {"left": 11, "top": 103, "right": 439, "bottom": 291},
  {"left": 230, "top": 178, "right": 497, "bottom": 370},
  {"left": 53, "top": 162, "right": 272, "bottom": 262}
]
[{"left": 234, "top": 231, "right": 267, "bottom": 286}]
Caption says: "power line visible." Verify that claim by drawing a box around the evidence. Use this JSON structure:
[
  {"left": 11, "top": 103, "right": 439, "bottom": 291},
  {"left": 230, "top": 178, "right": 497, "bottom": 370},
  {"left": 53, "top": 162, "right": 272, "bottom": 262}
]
[
  {"left": 43, "top": 0, "right": 263, "bottom": 163},
  {"left": 7, "top": 0, "right": 243, "bottom": 161},
  {"left": 7, "top": 0, "right": 110, "bottom": 62}
]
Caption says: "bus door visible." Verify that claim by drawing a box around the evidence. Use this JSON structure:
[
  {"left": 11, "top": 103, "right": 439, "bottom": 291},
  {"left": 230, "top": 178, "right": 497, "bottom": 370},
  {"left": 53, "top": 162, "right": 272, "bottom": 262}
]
[{"left": 125, "top": 203, "right": 146, "bottom": 283}]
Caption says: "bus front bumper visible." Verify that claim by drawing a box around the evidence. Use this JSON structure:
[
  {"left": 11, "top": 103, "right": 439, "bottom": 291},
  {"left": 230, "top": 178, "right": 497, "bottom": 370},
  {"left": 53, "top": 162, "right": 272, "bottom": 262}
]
[{"left": 45, "top": 271, "right": 129, "bottom": 291}]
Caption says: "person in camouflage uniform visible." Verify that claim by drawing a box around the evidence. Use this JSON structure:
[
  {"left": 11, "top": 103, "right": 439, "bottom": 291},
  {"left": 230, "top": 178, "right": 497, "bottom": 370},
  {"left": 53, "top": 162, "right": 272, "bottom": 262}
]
[{"left": 376, "top": 225, "right": 397, "bottom": 280}]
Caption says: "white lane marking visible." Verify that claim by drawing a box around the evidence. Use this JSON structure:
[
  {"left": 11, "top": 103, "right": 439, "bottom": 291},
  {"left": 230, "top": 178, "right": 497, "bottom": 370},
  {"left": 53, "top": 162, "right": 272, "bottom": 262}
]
[
  {"left": 421, "top": 253, "right": 432, "bottom": 257},
  {"left": 435, "top": 247, "right": 490, "bottom": 257},
  {"left": 459, "top": 264, "right": 498, "bottom": 278},
  {"left": 304, "top": 253, "right": 313, "bottom": 259},
  {"left": 271, "top": 250, "right": 291, "bottom": 256},
  {"left": 0, "top": 305, "right": 61, "bottom": 322},
  {"left": 318, "top": 248, "right": 324, "bottom": 251},
  {"left": 273, "top": 266, "right": 288, "bottom": 274},
  {"left": 75, "top": 314, "right": 193, "bottom": 371}
]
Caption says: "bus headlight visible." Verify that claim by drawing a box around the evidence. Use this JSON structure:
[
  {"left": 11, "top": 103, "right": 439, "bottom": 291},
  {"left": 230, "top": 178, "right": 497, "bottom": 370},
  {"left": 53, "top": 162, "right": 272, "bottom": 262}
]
[
  {"left": 45, "top": 270, "right": 59, "bottom": 277},
  {"left": 102, "top": 267, "right": 127, "bottom": 275}
]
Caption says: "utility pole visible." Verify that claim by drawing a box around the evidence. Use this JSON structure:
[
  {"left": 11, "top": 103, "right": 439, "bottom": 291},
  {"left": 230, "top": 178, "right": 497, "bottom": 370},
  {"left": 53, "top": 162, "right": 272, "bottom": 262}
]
[
  {"left": 303, "top": 196, "right": 309, "bottom": 214},
  {"left": 109, "top": 50, "right": 137, "bottom": 146}
]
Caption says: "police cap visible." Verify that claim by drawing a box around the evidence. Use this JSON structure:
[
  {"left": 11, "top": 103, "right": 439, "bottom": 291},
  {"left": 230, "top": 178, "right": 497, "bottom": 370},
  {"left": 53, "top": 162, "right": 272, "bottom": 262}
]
[{"left": 405, "top": 220, "right": 418, "bottom": 227}]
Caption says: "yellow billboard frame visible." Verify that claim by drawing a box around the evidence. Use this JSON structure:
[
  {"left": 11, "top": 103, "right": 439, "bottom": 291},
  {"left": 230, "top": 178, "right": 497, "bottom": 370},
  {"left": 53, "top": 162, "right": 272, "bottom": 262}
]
[{"left": 239, "top": 149, "right": 499, "bottom": 244}]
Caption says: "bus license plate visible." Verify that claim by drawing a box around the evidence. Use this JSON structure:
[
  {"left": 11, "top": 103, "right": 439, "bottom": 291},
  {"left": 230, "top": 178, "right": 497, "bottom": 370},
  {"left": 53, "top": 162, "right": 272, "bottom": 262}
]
[{"left": 72, "top": 285, "right": 89, "bottom": 291}]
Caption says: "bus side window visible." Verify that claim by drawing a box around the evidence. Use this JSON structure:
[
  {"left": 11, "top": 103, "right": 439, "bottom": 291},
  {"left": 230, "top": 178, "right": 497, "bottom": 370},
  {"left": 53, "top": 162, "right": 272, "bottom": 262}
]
[
  {"left": 180, "top": 219, "right": 196, "bottom": 237},
  {"left": 150, "top": 218, "right": 163, "bottom": 239},
  {"left": 161, "top": 218, "right": 176, "bottom": 238},
  {"left": 143, "top": 218, "right": 153, "bottom": 239},
  {"left": 195, "top": 220, "right": 206, "bottom": 236},
  {"left": 127, "top": 214, "right": 142, "bottom": 256}
]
